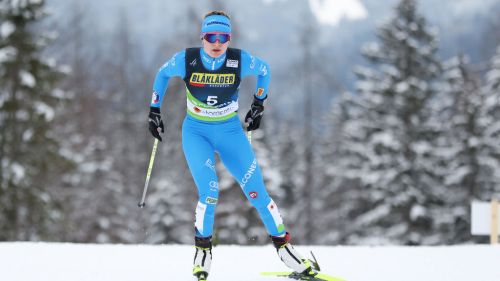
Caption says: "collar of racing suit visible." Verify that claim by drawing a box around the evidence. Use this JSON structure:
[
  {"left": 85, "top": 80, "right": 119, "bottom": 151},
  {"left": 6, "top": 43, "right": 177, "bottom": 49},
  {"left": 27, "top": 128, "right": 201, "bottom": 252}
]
[{"left": 200, "top": 48, "right": 227, "bottom": 71}]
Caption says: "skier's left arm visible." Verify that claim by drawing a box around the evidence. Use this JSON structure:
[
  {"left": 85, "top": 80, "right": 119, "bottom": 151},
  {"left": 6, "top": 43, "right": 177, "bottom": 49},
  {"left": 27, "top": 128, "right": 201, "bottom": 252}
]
[
  {"left": 241, "top": 50, "right": 271, "bottom": 101},
  {"left": 241, "top": 50, "right": 270, "bottom": 131}
]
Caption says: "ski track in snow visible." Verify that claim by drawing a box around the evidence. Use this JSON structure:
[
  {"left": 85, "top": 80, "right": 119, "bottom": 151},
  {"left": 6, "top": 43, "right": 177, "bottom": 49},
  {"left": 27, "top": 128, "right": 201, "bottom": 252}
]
[{"left": 0, "top": 243, "right": 499, "bottom": 281}]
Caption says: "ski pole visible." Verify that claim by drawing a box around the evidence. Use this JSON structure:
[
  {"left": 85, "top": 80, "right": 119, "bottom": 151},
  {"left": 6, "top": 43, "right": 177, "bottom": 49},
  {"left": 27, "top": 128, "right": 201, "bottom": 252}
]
[{"left": 138, "top": 138, "right": 159, "bottom": 208}]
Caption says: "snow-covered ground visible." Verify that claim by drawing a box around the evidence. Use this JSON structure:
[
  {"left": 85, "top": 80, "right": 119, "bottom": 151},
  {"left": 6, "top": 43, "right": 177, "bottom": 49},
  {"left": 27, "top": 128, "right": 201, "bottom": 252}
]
[{"left": 1, "top": 243, "right": 499, "bottom": 281}]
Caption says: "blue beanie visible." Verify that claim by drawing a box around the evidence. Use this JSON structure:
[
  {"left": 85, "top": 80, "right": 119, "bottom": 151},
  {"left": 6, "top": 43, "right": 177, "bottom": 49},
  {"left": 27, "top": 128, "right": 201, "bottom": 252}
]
[{"left": 201, "top": 15, "right": 231, "bottom": 33}]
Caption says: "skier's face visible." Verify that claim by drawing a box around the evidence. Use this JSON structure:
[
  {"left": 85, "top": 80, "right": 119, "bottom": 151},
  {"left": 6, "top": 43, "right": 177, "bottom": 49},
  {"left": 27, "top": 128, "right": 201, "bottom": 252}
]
[{"left": 202, "top": 33, "right": 230, "bottom": 58}]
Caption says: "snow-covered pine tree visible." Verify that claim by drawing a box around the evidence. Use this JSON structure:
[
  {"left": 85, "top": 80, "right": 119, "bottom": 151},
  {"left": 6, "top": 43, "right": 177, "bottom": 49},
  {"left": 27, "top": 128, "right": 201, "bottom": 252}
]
[
  {"left": 431, "top": 54, "right": 483, "bottom": 243},
  {"left": 0, "top": 0, "right": 72, "bottom": 240},
  {"left": 333, "top": 0, "right": 442, "bottom": 245},
  {"left": 480, "top": 46, "right": 500, "bottom": 200},
  {"left": 318, "top": 91, "right": 369, "bottom": 244}
]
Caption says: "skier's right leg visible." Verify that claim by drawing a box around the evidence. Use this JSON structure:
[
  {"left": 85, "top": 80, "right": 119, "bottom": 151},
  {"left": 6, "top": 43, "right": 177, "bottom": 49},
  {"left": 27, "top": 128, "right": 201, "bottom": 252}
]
[{"left": 182, "top": 117, "right": 219, "bottom": 279}]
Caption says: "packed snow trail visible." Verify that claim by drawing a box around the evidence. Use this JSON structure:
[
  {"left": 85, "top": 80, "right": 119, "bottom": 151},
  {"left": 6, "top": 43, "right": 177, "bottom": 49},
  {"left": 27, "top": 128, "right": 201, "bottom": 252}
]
[{"left": 0, "top": 243, "right": 499, "bottom": 281}]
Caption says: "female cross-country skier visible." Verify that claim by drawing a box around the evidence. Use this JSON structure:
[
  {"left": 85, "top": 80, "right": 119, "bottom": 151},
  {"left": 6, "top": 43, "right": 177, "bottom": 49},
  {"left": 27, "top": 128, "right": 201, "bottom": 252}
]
[{"left": 147, "top": 11, "right": 317, "bottom": 281}]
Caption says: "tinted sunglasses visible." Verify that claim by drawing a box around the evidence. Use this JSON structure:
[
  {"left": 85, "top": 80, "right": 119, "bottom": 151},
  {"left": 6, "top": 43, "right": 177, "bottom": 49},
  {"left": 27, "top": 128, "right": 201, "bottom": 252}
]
[{"left": 202, "top": 33, "right": 231, "bottom": 44}]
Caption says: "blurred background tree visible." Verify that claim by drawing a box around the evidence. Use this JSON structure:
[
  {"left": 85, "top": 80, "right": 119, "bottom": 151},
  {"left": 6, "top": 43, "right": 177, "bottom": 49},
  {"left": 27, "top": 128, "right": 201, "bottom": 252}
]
[{"left": 0, "top": 0, "right": 72, "bottom": 240}]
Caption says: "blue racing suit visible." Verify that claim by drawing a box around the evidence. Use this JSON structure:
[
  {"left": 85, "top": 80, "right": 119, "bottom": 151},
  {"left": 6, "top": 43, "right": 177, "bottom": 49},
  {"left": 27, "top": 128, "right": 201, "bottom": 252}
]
[{"left": 150, "top": 47, "right": 286, "bottom": 238}]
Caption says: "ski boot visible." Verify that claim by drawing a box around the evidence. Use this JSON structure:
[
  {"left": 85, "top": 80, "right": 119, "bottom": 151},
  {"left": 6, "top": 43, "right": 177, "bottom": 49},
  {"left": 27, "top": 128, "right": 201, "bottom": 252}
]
[
  {"left": 271, "top": 232, "right": 319, "bottom": 278},
  {"left": 193, "top": 236, "right": 212, "bottom": 281}
]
